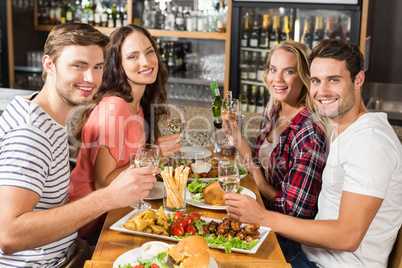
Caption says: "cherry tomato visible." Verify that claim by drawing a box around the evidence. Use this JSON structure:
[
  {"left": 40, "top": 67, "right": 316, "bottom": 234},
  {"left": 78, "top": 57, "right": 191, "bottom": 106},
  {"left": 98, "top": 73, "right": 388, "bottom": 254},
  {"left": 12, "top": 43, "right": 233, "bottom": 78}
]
[
  {"left": 200, "top": 172, "right": 208, "bottom": 178},
  {"left": 184, "top": 225, "right": 196, "bottom": 235},
  {"left": 173, "top": 212, "right": 184, "bottom": 222},
  {"left": 133, "top": 265, "right": 144, "bottom": 268},
  {"left": 177, "top": 218, "right": 194, "bottom": 228},
  {"left": 188, "top": 212, "right": 201, "bottom": 220},
  {"left": 171, "top": 223, "right": 184, "bottom": 236},
  {"left": 151, "top": 264, "right": 160, "bottom": 268}
]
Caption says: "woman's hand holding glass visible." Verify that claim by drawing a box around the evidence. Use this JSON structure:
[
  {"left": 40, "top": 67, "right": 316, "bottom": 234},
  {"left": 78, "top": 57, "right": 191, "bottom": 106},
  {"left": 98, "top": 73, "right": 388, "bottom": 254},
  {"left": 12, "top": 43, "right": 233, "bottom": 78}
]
[
  {"left": 218, "top": 157, "right": 240, "bottom": 194},
  {"left": 130, "top": 144, "right": 160, "bottom": 210}
]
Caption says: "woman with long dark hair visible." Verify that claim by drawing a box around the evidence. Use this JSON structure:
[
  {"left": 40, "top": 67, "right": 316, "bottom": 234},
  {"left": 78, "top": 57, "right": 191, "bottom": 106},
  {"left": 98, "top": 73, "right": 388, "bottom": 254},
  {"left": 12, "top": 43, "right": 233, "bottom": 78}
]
[{"left": 68, "top": 24, "right": 180, "bottom": 241}]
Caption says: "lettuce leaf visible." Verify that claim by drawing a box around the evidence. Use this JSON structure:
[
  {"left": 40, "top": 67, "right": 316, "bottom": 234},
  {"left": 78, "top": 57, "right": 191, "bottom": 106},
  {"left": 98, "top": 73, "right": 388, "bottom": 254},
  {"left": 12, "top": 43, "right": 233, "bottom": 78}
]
[
  {"left": 203, "top": 234, "right": 258, "bottom": 253},
  {"left": 138, "top": 252, "right": 168, "bottom": 268},
  {"left": 187, "top": 177, "right": 208, "bottom": 193}
]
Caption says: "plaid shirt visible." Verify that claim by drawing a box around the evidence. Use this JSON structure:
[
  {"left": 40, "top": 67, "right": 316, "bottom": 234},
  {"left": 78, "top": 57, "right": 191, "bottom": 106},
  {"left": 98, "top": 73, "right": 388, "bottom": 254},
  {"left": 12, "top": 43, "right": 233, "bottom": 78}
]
[{"left": 255, "top": 107, "right": 329, "bottom": 219}]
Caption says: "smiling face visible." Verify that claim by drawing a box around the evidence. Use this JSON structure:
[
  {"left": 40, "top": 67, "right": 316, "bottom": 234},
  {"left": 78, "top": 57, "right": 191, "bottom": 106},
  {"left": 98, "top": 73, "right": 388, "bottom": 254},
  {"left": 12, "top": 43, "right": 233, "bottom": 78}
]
[
  {"left": 266, "top": 49, "right": 304, "bottom": 107},
  {"left": 52, "top": 45, "right": 104, "bottom": 107},
  {"left": 121, "top": 31, "right": 159, "bottom": 89},
  {"left": 310, "top": 57, "right": 360, "bottom": 120}
]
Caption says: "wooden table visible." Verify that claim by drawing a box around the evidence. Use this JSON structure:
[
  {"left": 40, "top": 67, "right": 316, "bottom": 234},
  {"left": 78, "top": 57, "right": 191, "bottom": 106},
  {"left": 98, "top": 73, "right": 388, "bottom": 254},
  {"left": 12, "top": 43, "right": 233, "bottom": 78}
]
[{"left": 86, "top": 150, "right": 291, "bottom": 268}]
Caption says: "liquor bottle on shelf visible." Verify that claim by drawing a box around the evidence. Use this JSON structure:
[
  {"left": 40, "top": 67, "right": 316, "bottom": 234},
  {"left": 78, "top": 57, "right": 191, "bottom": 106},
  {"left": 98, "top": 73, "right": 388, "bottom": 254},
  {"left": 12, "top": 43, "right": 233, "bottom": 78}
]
[
  {"left": 94, "top": 0, "right": 103, "bottom": 27},
  {"left": 259, "top": 14, "right": 269, "bottom": 49},
  {"left": 323, "top": 16, "right": 332, "bottom": 39},
  {"left": 256, "top": 86, "right": 265, "bottom": 113},
  {"left": 65, "top": 0, "right": 74, "bottom": 23},
  {"left": 257, "top": 51, "right": 267, "bottom": 82},
  {"left": 301, "top": 17, "right": 312, "bottom": 50},
  {"left": 239, "top": 84, "right": 249, "bottom": 112},
  {"left": 241, "top": 12, "right": 250, "bottom": 47},
  {"left": 166, "top": 42, "right": 177, "bottom": 74},
  {"left": 332, "top": 16, "right": 344, "bottom": 40},
  {"left": 312, "top": 16, "right": 323, "bottom": 48},
  {"left": 164, "top": 2, "right": 175, "bottom": 31},
  {"left": 280, "top": 15, "right": 290, "bottom": 42},
  {"left": 143, "top": 0, "right": 152, "bottom": 28},
  {"left": 289, "top": 14, "right": 294, "bottom": 40},
  {"left": 211, "top": 82, "right": 223, "bottom": 129},
  {"left": 269, "top": 15, "right": 279, "bottom": 49},
  {"left": 115, "top": 2, "right": 123, "bottom": 28},
  {"left": 248, "top": 52, "right": 257, "bottom": 81},
  {"left": 176, "top": 6, "right": 185, "bottom": 31},
  {"left": 216, "top": 0, "right": 227, "bottom": 33},
  {"left": 240, "top": 51, "right": 250, "bottom": 81},
  {"left": 345, "top": 16, "right": 351, "bottom": 41},
  {"left": 122, "top": 4, "right": 128, "bottom": 26},
  {"left": 248, "top": 85, "right": 257, "bottom": 112},
  {"left": 101, "top": 6, "right": 108, "bottom": 27},
  {"left": 60, "top": 0, "right": 67, "bottom": 24},
  {"left": 249, "top": 17, "right": 260, "bottom": 48},
  {"left": 86, "top": 0, "right": 95, "bottom": 25}
]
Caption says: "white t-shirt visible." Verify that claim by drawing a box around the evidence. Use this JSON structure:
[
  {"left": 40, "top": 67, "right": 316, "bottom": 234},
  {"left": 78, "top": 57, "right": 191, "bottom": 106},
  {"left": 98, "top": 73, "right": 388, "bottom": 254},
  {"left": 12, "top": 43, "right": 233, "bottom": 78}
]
[
  {"left": 303, "top": 113, "right": 402, "bottom": 267},
  {"left": 258, "top": 138, "right": 278, "bottom": 175},
  {"left": 0, "top": 96, "right": 77, "bottom": 267}
]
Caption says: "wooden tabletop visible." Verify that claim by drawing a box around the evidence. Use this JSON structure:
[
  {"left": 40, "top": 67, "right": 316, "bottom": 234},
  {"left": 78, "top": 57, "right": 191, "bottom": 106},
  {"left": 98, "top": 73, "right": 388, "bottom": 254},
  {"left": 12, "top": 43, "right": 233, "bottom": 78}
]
[{"left": 88, "top": 149, "right": 290, "bottom": 268}]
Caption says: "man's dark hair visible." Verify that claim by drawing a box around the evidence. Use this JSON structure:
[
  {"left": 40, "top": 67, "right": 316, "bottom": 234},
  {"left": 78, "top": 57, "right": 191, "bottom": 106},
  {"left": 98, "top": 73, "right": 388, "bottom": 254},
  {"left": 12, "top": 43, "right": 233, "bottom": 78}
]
[{"left": 309, "top": 39, "right": 364, "bottom": 82}]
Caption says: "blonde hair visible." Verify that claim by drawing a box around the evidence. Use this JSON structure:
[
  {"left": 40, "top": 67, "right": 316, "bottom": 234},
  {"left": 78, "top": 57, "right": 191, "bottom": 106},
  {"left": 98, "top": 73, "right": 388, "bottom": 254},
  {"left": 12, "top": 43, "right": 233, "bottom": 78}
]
[{"left": 262, "top": 41, "right": 330, "bottom": 135}]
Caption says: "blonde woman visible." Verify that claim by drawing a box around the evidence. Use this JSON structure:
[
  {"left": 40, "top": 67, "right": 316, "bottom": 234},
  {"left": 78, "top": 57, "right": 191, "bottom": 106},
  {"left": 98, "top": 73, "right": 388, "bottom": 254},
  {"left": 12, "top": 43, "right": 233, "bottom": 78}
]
[{"left": 225, "top": 41, "right": 329, "bottom": 220}]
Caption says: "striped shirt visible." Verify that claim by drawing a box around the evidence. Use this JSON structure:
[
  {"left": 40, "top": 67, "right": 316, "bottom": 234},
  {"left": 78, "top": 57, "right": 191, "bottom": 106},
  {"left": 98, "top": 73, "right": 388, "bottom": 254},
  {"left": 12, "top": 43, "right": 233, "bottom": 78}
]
[{"left": 0, "top": 96, "right": 77, "bottom": 267}]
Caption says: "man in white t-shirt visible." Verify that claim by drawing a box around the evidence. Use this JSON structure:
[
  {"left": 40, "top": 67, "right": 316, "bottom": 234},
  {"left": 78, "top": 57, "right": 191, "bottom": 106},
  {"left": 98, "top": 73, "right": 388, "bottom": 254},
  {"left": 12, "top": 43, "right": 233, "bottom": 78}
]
[
  {"left": 0, "top": 23, "right": 160, "bottom": 267},
  {"left": 224, "top": 39, "right": 402, "bottom": 267}
]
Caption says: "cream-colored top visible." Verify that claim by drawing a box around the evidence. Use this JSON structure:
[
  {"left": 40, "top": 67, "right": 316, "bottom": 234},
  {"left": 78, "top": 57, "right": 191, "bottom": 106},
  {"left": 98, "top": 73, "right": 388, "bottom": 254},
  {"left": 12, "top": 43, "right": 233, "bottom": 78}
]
[{"left": 258, "top": 138, "right": 278, "bottom": 179}]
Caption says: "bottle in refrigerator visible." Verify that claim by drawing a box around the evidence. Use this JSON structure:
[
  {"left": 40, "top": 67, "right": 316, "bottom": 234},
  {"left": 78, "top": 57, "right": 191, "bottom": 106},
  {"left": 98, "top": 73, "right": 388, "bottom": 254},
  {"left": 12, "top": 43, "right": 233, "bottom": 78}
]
[
  {"left": 241, "top": 12, "right": 250, "bottom": 47},
  {"left": 257, "top": 51, "right": 267, "bottom": 82},
  {"left": 301, "top": 17, "right": 312, "bottom": 50},
  {"left": 211, "top": 83, "right": 223, "bottom": 129},
  {"left": 239, "top": 84, "right": 249, "bottom": 112},
  {"left": 312, "top": 16, "right": 323, "bottom": 48},
  {"left": 332, "top": 16, "right": 344, "bottom": 40},
  {"left": 256, "top": 86, "right": 265, "bottom": 113},
  {"left": 249, "top": 18, "right": 260, "bottom": 48},
  {"left": 259, "top": 14, "right": 269, "bottom": 49},
  {"left": 280, "top": 15, "right": 290, "bottom": 42},
  {"left": 269, "top": 15, "right": 279, "bottom": 48},
  {"left": 248, "top": 52, "right": 258, "bottom": 81},
  {"left": 248, "top": 85, "right": 257, "bottom": 112},
  {"left": 323, "top": 16, "right": 332, "bottom": 39},
  {"left": 240, "top": 51, "right": 250, "bottom": 80}
]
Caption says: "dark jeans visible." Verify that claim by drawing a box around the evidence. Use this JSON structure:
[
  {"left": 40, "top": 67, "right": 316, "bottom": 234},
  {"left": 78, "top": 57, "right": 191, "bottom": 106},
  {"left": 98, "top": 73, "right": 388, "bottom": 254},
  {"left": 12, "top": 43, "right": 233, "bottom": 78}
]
[{"left": 279, "top": 241, "right": 318, "bottom": 268}]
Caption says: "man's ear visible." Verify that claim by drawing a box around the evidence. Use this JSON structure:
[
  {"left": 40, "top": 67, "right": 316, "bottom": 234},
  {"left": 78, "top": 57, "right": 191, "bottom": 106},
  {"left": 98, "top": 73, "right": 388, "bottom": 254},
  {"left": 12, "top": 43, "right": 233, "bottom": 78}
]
[
  {"left": 355, "top": 70, "right": 365, "bottom": 89},
  {"left": 43, "top": 55, "right": 55, "bottom": 76}
]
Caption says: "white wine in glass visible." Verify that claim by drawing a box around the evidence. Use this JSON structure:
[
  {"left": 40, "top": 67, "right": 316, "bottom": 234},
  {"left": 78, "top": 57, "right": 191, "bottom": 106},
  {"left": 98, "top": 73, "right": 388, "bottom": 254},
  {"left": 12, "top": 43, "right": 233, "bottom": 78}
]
[
  {"left": 221, "top": 98, "right": 239, "bottom": 146},
  {"left": 130, "top": 144, "right": 160, "bottom": 210},
  {"left": 218, "top": 158, "right": 240, "bottom": 193},
  {"left": 166, "top": 105, "right": 186, "bottom": 158}
]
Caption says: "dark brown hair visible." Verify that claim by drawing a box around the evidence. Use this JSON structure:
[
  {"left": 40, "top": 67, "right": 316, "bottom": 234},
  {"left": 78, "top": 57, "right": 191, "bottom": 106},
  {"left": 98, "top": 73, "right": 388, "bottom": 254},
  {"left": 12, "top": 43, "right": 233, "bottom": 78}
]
[
  {"left": 309, "top": 39, "right": 364, "bottom": 82},
  {"left": 42, "top": 22, "right": 109, "bottom": 80},
  {"left": 75, "top": 24, "right": 168, "bottom": 142}
]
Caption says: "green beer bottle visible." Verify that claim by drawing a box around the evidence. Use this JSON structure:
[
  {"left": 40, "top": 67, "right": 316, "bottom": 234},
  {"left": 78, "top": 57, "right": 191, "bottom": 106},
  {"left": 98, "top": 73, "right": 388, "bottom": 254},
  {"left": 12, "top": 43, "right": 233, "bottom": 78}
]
[{"left": 211, "top": 83, "right": 223, "bottom": 129}]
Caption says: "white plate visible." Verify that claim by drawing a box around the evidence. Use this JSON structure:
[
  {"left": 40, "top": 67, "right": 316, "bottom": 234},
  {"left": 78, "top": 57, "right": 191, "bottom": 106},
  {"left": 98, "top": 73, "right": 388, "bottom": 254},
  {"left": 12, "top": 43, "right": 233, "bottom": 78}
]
[
  {"left": 110, "top": 210, "right": 271, "bottom": 254},
  {"left": 172, "top": 147, "right": 212, "bottom": 160},
  {"left": 185, "top": 187, "right": 256, "bottom": 210},
  {"left": 113, "top": 245, "right": 218, "bottom": 268},
  {"left": 144, "top": 181, "right": 164, "bottom": 200}
]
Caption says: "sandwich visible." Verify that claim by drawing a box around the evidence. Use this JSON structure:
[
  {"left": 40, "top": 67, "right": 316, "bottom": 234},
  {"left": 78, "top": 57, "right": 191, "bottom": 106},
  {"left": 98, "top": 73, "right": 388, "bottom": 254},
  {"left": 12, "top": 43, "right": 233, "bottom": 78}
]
[
  {"left": 167, "top": 236, "right": 210, "bottom": 268},
  {"left": 203, "top": 181, "right": 225, "bottom": 206}
]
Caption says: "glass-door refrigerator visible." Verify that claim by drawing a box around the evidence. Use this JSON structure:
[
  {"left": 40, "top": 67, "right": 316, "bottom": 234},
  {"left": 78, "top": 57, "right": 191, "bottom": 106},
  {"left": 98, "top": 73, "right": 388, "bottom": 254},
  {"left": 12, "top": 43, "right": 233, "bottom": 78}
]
[
  {"left": 0, "top": 0, "right": 13, "bottom": 88},
  {"left": 230, "top": 0, "right": 369, "bottom": 112}
]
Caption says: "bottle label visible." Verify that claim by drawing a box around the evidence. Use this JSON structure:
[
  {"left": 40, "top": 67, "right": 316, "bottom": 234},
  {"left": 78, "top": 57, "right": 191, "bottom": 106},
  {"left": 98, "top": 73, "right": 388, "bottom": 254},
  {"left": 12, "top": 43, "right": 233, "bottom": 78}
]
[
  {"left": 256, "top": 106, "right": 265, "bottom": 113},
  {"left": 241, "top": 39, "right": 248, "bottom": 47},
  {"left": 241, "top": 71, "right": 248, "bottom": 80},
  {"left": 240, "top": 105, "right": 248, "bottom": 112},
  {"left": 248, "top": 105, "right": 256, "bottom": 113},
  {"left": 249, "top": 39, "right": 258, "bottom": 47},
  {"left": 213, "top": 88, "right": 220, "bottom": 97},
  {"left": 257, "top": 70, "right": 264, "bottom": 81},
  {"left": 248, "top": 72, "right": 257, "bottom": 80},
  {"left": 259, "top": 38, "right": 269, "bottom": 48},
  {"left": 269, "top": 41, "right": 278, "bottom": 49}
]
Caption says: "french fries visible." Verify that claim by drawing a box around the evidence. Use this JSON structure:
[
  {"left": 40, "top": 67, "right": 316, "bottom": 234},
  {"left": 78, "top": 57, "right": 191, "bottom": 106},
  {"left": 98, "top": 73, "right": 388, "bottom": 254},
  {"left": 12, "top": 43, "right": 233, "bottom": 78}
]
[
  {"left": 123, "top": 206, "right": 170, "bottom": 236},
  {"left": 161, "top": 166, "right": 190, "bottom": 209}
]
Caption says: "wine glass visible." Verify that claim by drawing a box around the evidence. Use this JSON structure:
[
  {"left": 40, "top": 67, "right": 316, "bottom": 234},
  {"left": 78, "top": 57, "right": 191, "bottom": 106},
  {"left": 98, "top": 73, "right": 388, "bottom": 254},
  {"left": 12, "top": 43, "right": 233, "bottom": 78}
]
[
  {"left": 166, "top": 105, "right": 186, "bottom": 158},
  {"left": 218, "top": 157, "right": 240, "bottom": 193},
  {"left": 221, "top": 98, "right": 240, "bottom": 146},
  {"left": 130, "top": 144, "right": 160, "bottom": 210}
]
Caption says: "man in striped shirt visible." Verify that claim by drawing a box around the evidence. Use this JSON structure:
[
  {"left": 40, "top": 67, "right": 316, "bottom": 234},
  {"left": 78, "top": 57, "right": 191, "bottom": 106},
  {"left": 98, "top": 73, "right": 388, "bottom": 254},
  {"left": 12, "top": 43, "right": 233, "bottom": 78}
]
[{"left": 0, "top": 23, "right": 159, "bottom": 267}]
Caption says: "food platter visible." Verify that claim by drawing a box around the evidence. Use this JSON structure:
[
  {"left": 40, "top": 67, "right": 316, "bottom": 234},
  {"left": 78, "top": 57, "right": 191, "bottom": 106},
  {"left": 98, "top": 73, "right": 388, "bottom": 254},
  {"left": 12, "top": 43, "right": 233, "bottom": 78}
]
[
  {"left": 170, "top": 147, "right": 212, "bottom": 160},
  {"left": 110, "top": 210, "right": 271, "bottom": 254},
  {"left": 113, "top": 244, "right": 218, "bottom": 268},
  {"left": 185, "top": 187, "right": 256, "bottom": 210}
]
